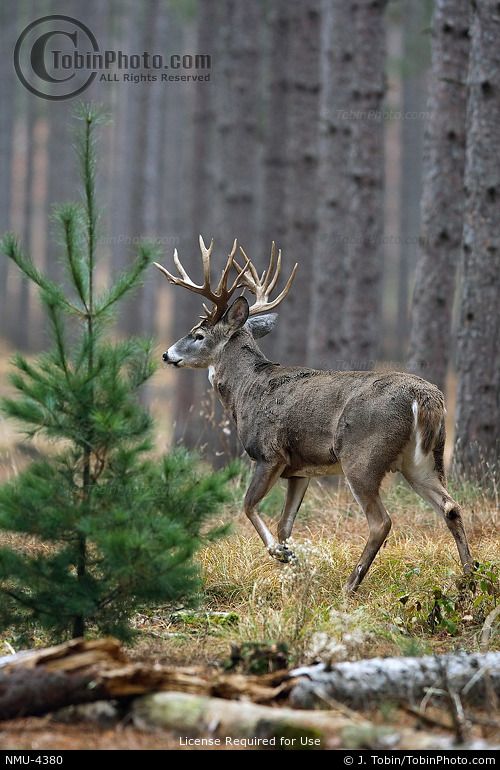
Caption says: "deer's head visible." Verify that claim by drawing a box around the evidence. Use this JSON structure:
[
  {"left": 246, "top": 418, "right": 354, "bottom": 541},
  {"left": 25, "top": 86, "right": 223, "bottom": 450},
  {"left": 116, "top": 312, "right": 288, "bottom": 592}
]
[{"left": 155, "top": 236, "right": 297, "bottom": 369}]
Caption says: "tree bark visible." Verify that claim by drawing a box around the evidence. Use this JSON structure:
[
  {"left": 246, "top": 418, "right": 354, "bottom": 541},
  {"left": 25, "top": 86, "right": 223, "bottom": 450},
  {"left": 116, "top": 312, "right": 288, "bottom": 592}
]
[
  {"left": 454, "top": 0, "right": 500, "bottom": 476},
  {"left": 407, "top": 0, "right": 470, "bottom": 391},
  {"left": 290, "top": 652, "right": 500, "bottom": 709},
  {"left": 278, "top": 1, "right": 321, "bottom": 365},
  {"left": 307, "top": 0, "right": 354, "bottom": 370},
  {"left": 0, "top": 0, "right": 16, "bottom": 340},
  {"left": 124, "top": 0, "right": 163, "bottom": 337},
  {"left": 219, "top": 1, "right": 262, "bottom": 251},
  {"left": 17, "top": 95, "right": 36, "bottom": 351},
  {"left": 260, "top": 0, "right": 291, "bottom": 256},
  {"left": 397, "top": 0, "right": 429, "bottom": 361},
  {"left": 343, "top": 0, "right": 387, "bottom": 370},
  {"left": 172, "top": 2, "right": 218, "bottom": 450}
]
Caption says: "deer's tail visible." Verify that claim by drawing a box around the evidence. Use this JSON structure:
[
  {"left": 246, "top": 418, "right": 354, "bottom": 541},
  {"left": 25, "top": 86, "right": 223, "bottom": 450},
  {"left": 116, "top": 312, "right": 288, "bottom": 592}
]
[{"left": 411, "top": 389, "right": 446, "bottom": 482}]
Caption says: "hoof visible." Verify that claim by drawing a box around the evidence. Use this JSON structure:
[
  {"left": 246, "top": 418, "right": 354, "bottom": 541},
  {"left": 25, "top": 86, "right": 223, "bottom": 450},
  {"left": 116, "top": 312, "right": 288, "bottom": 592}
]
[{"left": 269, "top": 544, "right": 296, "bottom": 564}]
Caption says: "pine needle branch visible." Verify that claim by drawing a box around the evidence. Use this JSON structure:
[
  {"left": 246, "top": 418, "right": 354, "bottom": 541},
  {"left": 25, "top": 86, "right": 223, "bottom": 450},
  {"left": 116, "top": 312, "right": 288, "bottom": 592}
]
[
  {"left": 1, "top": 234, "right": 84, "bottom": 317},
  {"left": 54, "top": 203, "right": 89, "bottom": 311},
  {"left": 95, "top": 241, "right": 162, "bottom": 316}
]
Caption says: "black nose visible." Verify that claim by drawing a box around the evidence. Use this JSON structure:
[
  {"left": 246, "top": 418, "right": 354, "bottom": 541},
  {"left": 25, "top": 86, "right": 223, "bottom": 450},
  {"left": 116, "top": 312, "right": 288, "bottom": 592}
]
[{"left": 162, "top": 352, "right": 169, "bottom": 362}]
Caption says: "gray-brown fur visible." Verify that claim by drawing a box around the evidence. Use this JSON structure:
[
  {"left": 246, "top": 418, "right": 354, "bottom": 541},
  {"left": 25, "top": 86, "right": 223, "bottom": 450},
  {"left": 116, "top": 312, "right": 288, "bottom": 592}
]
[{"left": 161, "top": 271, "right": 474, "bottom": 593}]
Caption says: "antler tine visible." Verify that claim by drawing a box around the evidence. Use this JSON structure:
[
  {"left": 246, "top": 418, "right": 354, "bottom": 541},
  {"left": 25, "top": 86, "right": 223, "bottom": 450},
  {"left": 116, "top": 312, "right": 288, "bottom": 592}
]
[
  {"left": 266, "top": 244, "right": 281, "bottom": 295},
  {"left": 262, "top": 241, "right": 276, "bottom": 292},
  {"left": 227, "top": 253, "right": 251, "bottom": 294},
  {"left": 153, "top": 261, "right": 178, "bottom": 284},
  {"left": 199, "top": 234, "right": 214, "bottom": 289},
  {"left": 215, "top": 239, "right": 238, "bottom": 296},
  {"left": 238, "top": 246, "right": 260, "bottom": 284},
  {"left": 172, "top": 248, "right": 191, "bottom": 282}
]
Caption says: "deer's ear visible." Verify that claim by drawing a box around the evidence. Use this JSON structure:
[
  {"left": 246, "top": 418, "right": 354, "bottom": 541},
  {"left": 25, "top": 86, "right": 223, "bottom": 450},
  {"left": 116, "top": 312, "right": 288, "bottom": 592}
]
[
  {"left": 246, "top": 313, "right": 278, "bottom": 339},
  {"left": 223, "top": 296, "right": 249, "bottom": 330}
]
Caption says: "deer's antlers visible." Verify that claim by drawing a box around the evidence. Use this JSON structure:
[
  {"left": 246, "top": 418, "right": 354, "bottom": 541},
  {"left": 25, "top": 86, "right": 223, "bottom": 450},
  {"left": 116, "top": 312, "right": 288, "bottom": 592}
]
[
  {"left": 154, "top": 236, "right": 297, "bottom": 324},
  {"left": 233, "top": 242, "right": 298, "bottom": 316}
]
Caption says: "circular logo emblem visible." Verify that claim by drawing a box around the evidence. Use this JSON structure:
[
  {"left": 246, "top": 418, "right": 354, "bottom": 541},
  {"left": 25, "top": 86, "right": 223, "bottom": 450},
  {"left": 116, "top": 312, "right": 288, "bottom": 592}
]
[{"left": 14, "top": 15, "right": 99, "bottom": 101}]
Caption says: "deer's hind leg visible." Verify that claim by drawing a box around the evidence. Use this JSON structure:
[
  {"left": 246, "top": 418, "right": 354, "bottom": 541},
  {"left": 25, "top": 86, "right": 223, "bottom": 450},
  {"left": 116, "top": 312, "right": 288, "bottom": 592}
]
[
  {"left": 343, "top": 474, "right": 392, "bottom": 594},
  {"left": 401, "top": 450, "right": 473, "bottom": 574}
]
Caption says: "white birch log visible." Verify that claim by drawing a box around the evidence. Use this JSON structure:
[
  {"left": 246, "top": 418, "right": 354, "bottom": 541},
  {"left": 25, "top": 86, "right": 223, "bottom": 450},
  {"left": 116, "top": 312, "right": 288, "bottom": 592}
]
[{"left": 289, "top": 652, "right": 500, "bottom": 709}]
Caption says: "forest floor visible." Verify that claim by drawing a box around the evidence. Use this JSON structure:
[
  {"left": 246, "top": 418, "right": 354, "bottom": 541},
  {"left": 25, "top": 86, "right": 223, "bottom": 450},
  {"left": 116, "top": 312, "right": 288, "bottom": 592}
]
[{"left": 0, "top": 346, "right": 498, "bottom": 749}]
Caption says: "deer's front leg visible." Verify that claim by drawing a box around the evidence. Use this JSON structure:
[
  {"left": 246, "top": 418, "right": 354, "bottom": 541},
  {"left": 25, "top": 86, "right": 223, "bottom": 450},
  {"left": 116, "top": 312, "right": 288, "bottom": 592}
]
[{"left": 244, "top": 461, "right": 289, "bottom": 561}]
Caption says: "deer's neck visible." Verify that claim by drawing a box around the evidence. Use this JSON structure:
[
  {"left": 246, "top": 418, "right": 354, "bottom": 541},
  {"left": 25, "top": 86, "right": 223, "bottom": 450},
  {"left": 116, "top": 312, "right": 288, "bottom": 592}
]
[{"left": 211, "top": 333, "right": 277, "bottom": 419}]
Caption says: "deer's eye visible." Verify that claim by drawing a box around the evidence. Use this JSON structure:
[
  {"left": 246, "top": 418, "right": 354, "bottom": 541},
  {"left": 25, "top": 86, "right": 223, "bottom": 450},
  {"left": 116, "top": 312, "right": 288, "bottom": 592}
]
[{"left": 194, "top": 333, "right": 204, "bottom": 342}]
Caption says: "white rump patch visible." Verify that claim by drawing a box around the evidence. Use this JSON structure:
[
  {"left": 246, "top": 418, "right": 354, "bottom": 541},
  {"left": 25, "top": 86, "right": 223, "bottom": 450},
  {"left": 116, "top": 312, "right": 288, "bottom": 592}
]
[{"left": 412, "top": 399, "right": 424, "bottom": 465}]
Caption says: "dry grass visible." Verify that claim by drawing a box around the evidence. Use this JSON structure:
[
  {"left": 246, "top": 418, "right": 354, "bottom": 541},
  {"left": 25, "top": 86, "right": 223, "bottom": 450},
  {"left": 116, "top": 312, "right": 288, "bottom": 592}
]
[{"left": 129, "top": 474, "right": 499, "bottom": 668}]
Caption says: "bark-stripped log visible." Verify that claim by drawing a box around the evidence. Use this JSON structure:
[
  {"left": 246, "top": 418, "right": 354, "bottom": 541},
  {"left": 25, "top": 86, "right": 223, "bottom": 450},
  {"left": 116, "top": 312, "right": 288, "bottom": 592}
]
[{"left": 289, "top": 653, "right": 500, "bottom": 709}]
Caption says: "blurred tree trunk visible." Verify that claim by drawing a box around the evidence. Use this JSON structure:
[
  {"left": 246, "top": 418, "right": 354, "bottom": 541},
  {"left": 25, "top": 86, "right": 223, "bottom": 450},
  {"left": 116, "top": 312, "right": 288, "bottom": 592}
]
[
  {"left": 343, "top": 0, "right": 387, "bottom": 370},
  {"left": 407, "top": 0, "right": 469, "bottom": 391},
  {"left": 218, "top": 1, "right": 261, "bottom": 249},
  {"left": 111, "top": 0, "right": 137, "bottom": 282},
  {"left": 205, "top": 0, "right": 264, "bottom": 461},
  {"left": 308, "top": 0, "right": 353, "bottom": 370},
  {"left": 260, "top": 0, "right": 290, "bottom": 254},
  {"left": 278, "top": 0, "right": 321, "bottom": 365},
  {"left": 0, "top": 0, "right": 16, "bottom": 339},
  {"left": 397, "top": 0, "right": 428, "bottom": 360},
  {"left": 172, "top": 1, "right": 218, "bottom": 449},
  {"left": 17, "top": 96, "right": 35, "bottom": 351},
  {"left": 454, "top": 0, "right": 500, "bottom": 477},
  {"left": 138, "top": 2, "right": 164, "bottom": 337}
]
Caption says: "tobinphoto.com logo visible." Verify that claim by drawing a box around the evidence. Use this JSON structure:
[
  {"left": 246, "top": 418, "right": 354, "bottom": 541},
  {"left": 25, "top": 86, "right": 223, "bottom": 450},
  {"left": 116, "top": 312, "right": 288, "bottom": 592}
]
[{"left": 14, "top": 15, "right": 211, "bottom": 101}]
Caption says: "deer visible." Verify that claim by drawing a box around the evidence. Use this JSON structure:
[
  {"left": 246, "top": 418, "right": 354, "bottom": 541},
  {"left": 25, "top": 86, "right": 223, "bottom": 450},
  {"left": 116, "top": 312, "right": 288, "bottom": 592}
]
[{"left": 156, "top": 237, "right": 473, "bottom": 593}]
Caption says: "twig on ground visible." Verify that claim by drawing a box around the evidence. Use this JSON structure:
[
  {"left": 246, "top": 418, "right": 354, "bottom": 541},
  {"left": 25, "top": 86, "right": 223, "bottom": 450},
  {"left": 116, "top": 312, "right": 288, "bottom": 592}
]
[
  {"left": 401, "top": 704, "right": 452, "bottom": 731},
  {"left": 443, "top": 664, "right": 469, "bottom": 744},
  {"left": 480, "top": 605, "right": 500, "bottom": 652}
]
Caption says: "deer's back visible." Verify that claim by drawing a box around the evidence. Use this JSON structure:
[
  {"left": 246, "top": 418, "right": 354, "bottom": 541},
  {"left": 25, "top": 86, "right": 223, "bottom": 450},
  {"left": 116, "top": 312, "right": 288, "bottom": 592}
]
[{"left": 236, "top": 367, "right": 444, "bottom": 477}]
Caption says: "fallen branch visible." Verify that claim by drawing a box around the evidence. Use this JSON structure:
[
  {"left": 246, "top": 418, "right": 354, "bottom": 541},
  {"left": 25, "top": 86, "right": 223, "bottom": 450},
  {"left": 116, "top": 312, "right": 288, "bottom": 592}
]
[
  {"left": 131, "top": 692, "right": 497, "bottom": 750},
  {"left": 0, "top": 638, "right": 292, "bottom": 720},
  {"left": 289, "top": 652, "right": 500, "bottom": 710}
]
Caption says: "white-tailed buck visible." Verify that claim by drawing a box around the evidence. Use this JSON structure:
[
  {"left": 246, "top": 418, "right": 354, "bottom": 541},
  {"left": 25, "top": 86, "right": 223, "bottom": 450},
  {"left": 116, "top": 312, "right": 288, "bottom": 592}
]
[{"left": 156, "top": 237, "right": 473, "bottom": 593}]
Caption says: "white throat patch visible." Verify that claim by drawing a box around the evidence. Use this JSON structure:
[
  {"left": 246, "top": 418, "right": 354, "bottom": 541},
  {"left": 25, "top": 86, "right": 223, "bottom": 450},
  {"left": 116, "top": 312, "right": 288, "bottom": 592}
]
[{"left": 208, "top": 365, "right": 215, "bottom": 387}]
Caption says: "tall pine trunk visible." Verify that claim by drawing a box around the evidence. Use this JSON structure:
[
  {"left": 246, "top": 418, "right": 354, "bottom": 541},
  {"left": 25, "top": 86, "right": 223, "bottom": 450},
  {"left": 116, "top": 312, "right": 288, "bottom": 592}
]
[
  {"left": 220, "top": 1, "right": 261, "bottom": 250},
  {"left": 454, "top": 1, "right": 500, "bottom": 477},
  {"left": 17, "top": 96, "right": 36, "bottom": 351},
  {"left": 397, "top": 0, "right": 428, "bottom": 361},
  {"left": 308, "top": 0, "right": 353, "bottom": 369},
  {"left": 260, "top": 0, "right": 290, "bottom": 253},
  {"left": 343, "top": 0, "right": 387, "bottom": 370},
  {"left": 173, "top": 2, "right": 218, "bottom": 449},
  {"left": 278, "top": 0, "right": 321, "bottom": 365},
  {"left": 407, "top": 0, "right": 469, "bottom": 391},
  {"left": 125, "top": 1, "right": 162, "bottom": 337},
  {"left": 0, "top": 0, "right": 16, "bottom": 339}
]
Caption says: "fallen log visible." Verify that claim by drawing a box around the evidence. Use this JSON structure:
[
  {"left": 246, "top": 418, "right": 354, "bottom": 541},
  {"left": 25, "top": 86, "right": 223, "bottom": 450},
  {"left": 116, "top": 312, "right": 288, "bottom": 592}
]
[
  {"left": 289, "top": 652, "right": 500, "bottom": 710},
  {"left": 131, "top": 692, "right": 498, "bottom": 750},
  {"left": 0, "top": 638, "right": 291, "bottom": 719}
]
